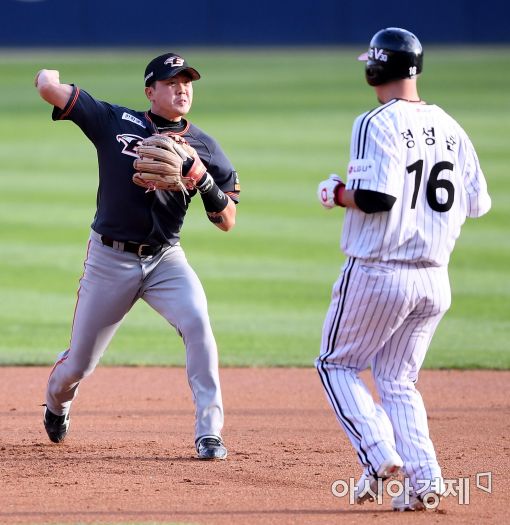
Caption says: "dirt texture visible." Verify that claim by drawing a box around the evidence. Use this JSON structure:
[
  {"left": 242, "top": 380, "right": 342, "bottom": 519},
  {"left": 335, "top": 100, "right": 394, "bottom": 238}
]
[{"left": 1, "top": 367, "right": 508, "bottom": 525}]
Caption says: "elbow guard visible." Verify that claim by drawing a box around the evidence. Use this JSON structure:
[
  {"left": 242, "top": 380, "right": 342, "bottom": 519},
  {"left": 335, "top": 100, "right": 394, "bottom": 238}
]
[{"left": 354, "top": 190, "right": 396, "bottom": 214}]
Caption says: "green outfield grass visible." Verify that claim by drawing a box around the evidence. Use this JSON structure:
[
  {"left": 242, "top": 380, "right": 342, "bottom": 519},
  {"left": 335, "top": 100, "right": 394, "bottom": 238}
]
[{"left": 0, "top": 47, "right": 509, "bottom": 368}]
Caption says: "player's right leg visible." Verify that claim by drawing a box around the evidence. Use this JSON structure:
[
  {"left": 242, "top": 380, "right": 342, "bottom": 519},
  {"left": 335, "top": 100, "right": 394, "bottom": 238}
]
[{"left": 45, "top": 231, "right": 141, "bottom": 441}]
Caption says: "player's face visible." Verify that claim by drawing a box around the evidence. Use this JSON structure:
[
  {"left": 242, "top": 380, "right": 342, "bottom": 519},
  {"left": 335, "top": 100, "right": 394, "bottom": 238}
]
[{"left": 146, "top": 73, "right": 193, "bottom": 121}]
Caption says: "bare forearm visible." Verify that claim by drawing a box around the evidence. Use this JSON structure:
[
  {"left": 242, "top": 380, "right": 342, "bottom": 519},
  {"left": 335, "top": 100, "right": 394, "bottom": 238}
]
[
  {"left": 194, "top": 171, "right": 237, "bottom": 232},
  {"left": 208, "top": 197, "right": 236, "bottom": 232},
  {"left": 34, "top": 69, "right": 72, "bottom": 109}
]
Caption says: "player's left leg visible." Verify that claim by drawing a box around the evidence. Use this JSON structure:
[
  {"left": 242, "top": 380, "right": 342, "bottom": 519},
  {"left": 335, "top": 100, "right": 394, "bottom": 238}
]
[
  {"left": 140, "top": 245, "right": 224, "bottom": 444},
  {"left": 372, "top": 264, "right": 451, "bottom": 501}
]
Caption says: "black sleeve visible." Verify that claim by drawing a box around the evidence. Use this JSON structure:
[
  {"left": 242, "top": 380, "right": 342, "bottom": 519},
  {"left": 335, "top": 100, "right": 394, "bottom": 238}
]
[
  {"left": 186, "top": 127, "right": 240, "bottom": 203},
  {"left": 205, "top": 141, "right": 240, "bottom": 203},
  {"left": 354, "top": 189, "right": 396, "bottom": 214},
  {"left": 52, "top": 86, "right": 115, "bottom": 144}
]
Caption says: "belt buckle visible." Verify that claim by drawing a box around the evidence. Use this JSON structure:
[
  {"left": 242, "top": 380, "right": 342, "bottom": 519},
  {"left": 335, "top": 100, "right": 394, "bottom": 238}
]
[{"left": 137, "top": 244, "right": 150, "bottom": 257}]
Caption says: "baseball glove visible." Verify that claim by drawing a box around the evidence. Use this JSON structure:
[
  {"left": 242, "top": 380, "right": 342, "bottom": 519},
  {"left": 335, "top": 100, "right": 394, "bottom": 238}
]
[{"left": 132, "top": 134, "right": 205, "bottom": 193}]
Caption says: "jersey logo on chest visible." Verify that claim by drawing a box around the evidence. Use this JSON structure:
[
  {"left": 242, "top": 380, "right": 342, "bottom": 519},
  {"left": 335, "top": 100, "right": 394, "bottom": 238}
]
[{"left": 116, "top": 134, "right": 144, "bottom": 158}]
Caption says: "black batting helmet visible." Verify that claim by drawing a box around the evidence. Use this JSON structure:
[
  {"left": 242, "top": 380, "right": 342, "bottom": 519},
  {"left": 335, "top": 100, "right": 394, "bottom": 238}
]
[{"left": 358, "top": 27, "right": 423, "bottom": 86}]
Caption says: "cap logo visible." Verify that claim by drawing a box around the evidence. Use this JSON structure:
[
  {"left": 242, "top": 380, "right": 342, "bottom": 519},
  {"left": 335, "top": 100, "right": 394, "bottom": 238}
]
[
  {"left": 370, "top": 48, "right": 388, "bottom": 62},
  {"left": 164, "top": 56, "right": 185, "bottom": 67}
]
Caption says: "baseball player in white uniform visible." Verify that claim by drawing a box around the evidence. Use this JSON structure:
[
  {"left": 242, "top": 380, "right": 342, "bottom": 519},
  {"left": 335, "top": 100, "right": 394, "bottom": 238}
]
[{"left": 316, "top": 28, "right": 491, "bottom": 511}]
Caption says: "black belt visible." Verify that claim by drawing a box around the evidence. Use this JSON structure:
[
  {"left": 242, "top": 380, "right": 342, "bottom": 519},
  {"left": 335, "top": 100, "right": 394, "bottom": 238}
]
[{"left": 100, "top": 235, "right": 167, "bottom": 257}]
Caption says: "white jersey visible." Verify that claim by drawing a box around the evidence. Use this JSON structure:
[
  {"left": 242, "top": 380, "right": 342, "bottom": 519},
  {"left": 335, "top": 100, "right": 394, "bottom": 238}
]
[{"left": 341, "top": 99, "right": 491, "bottom": 266}]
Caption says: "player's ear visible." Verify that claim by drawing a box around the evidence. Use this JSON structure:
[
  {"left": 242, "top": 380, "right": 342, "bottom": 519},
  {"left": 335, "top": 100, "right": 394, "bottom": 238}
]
[{"left": 144, "top": 85, "right": 154, "bottom": 102}]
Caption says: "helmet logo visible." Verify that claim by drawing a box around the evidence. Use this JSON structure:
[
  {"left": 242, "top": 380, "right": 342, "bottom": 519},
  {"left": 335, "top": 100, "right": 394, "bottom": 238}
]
[
  {"left": 409, "top": 66, "right": 417, "bottom": 76},
  {"left": 369, "top": 47, "right": 388, "bottom": 62}
]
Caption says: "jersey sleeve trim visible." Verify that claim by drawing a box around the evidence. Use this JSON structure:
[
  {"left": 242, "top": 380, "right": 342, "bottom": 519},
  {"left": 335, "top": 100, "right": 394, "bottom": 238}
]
[
  {"left": 59, "top": 86, "right": 80, "bottom": 120},
  {"left": 225, "top": 191, "right": 240, "bottom": 203}
]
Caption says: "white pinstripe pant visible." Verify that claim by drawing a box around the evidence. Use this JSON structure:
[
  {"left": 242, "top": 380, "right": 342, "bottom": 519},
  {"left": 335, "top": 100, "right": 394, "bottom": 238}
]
[{"left": 316, "top": 257, "right": 451, "bottom": 491}]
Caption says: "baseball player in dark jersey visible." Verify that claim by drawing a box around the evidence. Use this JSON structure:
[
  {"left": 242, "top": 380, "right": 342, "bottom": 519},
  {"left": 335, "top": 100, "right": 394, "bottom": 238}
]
[
  {"left": 316, "top": 28, "right": 491, "bottom": 510},
  {"left": 35, "top": 52, "right": 240, "bottom": 460}
]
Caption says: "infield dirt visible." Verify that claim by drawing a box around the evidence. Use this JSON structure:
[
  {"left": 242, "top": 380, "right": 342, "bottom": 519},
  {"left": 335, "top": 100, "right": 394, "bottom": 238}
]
[{"left": 1, "top": 367, "right": 508, "bottom": 524}]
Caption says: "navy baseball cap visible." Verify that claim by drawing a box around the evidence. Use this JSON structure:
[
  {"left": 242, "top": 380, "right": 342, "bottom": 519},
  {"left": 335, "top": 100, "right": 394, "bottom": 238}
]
[{"left": 144, "top": 53, "right": 201, "bottom": 87}]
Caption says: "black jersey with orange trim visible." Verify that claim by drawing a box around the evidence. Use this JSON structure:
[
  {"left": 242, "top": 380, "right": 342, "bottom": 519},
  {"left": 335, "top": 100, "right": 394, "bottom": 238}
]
[{"left": 51, "top": 86, "right": 240, "bottom": 245}]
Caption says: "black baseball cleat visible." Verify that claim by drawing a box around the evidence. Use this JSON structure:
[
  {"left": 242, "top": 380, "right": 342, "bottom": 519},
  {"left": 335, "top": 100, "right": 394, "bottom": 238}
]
[
  {"left": 43, "top": 406, "right": 70, "bottom": 443},
  {"left": 196, "top": 436, "right": 227, "bottom": 460}
]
